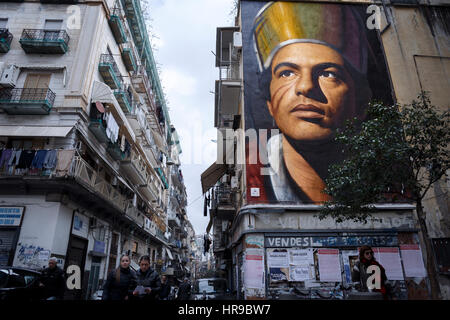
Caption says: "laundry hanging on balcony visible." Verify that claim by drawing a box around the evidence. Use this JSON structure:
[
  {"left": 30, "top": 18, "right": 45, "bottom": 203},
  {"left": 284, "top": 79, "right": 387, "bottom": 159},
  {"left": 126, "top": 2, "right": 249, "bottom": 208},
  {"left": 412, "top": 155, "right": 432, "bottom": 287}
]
[
  {"left": 55, "top": 149, "right": 75, "bottom": 177},
  {"left": 104, "top": 112, "right": 119, "bottom": 143}
]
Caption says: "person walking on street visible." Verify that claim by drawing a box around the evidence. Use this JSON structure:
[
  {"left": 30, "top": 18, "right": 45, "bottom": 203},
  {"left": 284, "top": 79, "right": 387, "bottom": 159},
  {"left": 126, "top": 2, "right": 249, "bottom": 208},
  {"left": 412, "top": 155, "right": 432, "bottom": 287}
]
[
  {"left": 158, "top": 275, "right": 171, "bottom": 300},
  {"left": 352, "top": 245, "right": 389, "bottom": 299},
  {"left": 176, "top": 277, "right": 191, "bottom": 300},
  {"left": 102, "top": 254, "right": 137, "bottom": 301},
  {"left": 132, "top": 255, "right": 161, "bottom": 300},
  {"left": 39, "top": 257, "right": 65, "bottom": 300}
]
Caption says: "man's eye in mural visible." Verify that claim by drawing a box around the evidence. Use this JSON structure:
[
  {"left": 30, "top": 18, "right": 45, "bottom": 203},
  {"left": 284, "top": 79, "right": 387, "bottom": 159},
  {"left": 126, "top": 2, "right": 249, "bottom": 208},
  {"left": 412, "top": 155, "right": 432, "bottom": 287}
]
[
  {"left": 278, "top": 70, "right": 295, "bottom": 78},
  {"left": 320, "top": 70, "right": 338, "bottom": 80}
]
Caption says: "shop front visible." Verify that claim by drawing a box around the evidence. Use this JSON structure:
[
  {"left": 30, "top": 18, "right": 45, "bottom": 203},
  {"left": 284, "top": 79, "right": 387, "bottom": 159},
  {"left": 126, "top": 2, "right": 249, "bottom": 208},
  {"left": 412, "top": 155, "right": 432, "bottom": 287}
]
[{"left": 232, "top": 205, "right": 430, "bottom": 300}]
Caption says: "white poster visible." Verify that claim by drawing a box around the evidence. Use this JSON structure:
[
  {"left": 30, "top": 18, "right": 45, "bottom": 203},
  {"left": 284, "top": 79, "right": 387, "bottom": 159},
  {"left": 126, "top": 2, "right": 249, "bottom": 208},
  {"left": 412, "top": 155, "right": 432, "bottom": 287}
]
[
  {"left": 38, "top": 250, "right": 50, "bottom": 261},
  {"left": 244, "top": 249, "right": 264, "bottom": 289},
  {"left": 290, "top": 266, "right": 311, "bottom": 281},
  {"left": 267, "top": 250, "right": 289, "bottom": 268},
  {"left": 318, "top": 249, "right": 342, "bottom": 282},
  {"left": 400, "top": 245, "right": 427, "bottom": 278},
  {"left": 289, "top": 248, "right": 313, "bottom": 265},
  {"left": 374, "top": 247, "right": 404, "bottom": 280}
]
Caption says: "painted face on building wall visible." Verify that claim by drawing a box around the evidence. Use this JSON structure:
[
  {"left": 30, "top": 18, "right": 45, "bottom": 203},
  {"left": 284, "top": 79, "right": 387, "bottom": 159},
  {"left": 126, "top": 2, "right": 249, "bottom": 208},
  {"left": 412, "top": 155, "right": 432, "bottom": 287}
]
[
  {"left": 242, "top": 1, "right": 393, "bottom": 204},
  {"left": 267, "top": 43, "right": 358, "bottom": 143}
]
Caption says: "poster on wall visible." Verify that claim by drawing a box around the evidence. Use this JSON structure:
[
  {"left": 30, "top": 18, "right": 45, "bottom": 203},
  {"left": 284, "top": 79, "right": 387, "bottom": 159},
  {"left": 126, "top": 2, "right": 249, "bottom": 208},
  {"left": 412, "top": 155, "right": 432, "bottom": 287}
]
[
  {"left": 318, "top": 249, "right": 342, "bottom": 282},
  {"left": 374, "top": 247, "right": 404, "bottom": 280},
  {"left": 241, "top": 1, "right": 394, "bottom": 204},
  {"left": 244, "top": 248, "right": 265, "bottom": 289},
  {"left": 288, "top": 248, "right": 314, "bottom": 281},
  {"left": 267, "top": 249, "right": 289, "bottom": 281},
  {"left": 400, "top": 245, "right": 427, "bottom": 278}
]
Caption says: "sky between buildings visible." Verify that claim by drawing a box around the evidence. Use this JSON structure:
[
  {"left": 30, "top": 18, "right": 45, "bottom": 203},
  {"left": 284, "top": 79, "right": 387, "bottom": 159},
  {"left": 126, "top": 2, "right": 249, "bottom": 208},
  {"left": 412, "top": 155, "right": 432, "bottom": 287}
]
[{"left": 144, "top": 0, "right": 236, "bottom": 236}]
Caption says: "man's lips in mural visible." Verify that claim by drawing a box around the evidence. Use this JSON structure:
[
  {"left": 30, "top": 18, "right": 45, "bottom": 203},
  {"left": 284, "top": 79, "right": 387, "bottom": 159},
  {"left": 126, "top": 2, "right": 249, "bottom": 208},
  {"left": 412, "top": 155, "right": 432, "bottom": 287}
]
[{"left": 290, "top": 104, "right": 325, "bottom": 119}]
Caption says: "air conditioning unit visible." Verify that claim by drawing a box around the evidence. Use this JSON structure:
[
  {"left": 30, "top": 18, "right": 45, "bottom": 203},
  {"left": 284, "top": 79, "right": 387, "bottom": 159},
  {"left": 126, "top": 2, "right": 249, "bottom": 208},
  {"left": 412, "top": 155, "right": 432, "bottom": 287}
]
[{"left": 0, "top": 64, "right": 19, "bottom": 88}]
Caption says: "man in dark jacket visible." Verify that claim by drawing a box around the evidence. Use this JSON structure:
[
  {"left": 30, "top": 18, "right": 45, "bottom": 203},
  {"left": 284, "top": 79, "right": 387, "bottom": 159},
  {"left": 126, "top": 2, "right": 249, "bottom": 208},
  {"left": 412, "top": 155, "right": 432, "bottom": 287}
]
[
  {"left": 39, "top": 257, "right": 65, "bottom": 300},
  {"left": 176, "top": 277, "right": 191, "bottom": 300},
  {"left": 158, "top": 275, "right": 171, "bottom": 300},
  {"left": 132, "top": 255, "right": 161, "bottom": 300}
]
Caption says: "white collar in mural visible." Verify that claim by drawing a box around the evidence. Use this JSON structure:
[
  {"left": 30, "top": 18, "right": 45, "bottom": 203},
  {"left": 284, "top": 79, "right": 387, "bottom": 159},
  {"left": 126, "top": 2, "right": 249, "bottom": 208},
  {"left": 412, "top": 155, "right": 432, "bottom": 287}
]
[{"left": 267, "top": 134, "right": 303, "bottom": 203}]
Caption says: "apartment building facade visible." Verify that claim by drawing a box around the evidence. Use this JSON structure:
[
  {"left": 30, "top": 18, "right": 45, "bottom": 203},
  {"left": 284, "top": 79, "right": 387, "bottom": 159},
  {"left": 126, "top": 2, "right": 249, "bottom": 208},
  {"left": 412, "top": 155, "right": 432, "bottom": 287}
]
[
  {"left": 204, "top": 0, "right": 449, "bottom": 300},
  {"left": 0, "top": 0, "right": 192, "bottom": 299}
]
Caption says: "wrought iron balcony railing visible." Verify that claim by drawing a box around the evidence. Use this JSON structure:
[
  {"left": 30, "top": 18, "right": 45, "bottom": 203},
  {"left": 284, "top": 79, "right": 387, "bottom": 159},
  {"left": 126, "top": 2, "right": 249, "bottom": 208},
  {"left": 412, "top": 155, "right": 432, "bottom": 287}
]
[
  {"left": 0, "top": 88, "right": 56, "bottom": 114},
  {"left": 99, "top": 54, "right": 121, "bottom": 77},
  {"left": 20, "top": 29, "right": 70, "bottom": 54},
  {"left": 0, "top": 29, "right": 13, "bottom": 52}
]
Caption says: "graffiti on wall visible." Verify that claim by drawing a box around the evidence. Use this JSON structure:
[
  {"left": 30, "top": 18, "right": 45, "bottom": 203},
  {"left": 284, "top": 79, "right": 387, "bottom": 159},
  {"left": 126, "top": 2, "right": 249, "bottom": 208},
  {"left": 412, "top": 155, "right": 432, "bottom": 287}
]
[{"left": 15, "top": 242, "right": 50, "bottom": 269}]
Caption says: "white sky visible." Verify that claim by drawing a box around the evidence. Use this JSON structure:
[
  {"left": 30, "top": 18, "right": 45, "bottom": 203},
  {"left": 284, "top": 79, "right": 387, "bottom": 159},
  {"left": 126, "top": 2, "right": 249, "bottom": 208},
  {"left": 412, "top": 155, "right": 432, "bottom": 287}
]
[{"left": 145, "top": 0, "right": 236, "bottom": 236}]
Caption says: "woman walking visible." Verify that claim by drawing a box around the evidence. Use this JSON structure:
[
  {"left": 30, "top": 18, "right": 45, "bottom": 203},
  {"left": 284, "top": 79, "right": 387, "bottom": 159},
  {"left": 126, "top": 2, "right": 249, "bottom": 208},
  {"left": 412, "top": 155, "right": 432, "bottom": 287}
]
[
  {"left": 102, "top": 254, "right": 137, "bottom": 300},
  {"left": 352, "top": 246, "right": 389, "bottom": 299}
]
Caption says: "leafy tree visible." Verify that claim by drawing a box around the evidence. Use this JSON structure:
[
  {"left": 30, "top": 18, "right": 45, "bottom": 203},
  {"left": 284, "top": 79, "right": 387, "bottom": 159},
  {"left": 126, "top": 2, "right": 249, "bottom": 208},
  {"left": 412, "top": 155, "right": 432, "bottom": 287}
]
[{"left": 319, "top": 92, "right": 449, "bottom": 299}]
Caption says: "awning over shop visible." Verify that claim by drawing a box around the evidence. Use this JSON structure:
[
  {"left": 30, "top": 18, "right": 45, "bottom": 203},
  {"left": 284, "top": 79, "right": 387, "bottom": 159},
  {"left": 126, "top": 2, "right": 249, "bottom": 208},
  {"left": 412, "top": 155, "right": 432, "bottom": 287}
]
[
  {"left": 0, "top": 126, "right": 73, "bottom": 137},
  {"left": 166, "top": 247, "right": 174, "bottom": 260},
  {"left": 201, "top": 162, "right": 227, "bottom": 194}
]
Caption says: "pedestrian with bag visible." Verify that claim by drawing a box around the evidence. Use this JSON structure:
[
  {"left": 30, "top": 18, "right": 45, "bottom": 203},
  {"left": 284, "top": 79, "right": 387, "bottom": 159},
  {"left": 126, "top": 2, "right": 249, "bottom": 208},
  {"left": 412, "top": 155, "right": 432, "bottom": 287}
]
[
  {"left": 352, "top": 245, "right": 389, "bottom": 299},
  {"left": 132, "top": 255, "right": 161, "bottom": 300},
  {"left": 39, "top": 257, "right": 65, "bottom": 300},
  {"left": 102, "top": 254, "right": 137, "bottom": 301}
]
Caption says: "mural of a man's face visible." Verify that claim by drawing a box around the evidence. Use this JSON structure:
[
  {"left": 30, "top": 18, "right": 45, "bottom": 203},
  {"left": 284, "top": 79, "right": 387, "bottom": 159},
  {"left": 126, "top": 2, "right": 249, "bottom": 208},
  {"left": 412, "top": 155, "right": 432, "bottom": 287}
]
[{"left": 266, "top": 43, "right": 359, "bottom": 143}]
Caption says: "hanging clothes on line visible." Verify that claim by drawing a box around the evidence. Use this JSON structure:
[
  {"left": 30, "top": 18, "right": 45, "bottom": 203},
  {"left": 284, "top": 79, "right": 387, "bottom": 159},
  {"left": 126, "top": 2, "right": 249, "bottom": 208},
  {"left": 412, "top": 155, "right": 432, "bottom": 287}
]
[
  {"left": 105, "top": 112, "right": 119, "bottom": 143},
  {"left": 55, "top": 149, "right": 75, "bottom": 177},
  {"left": 43, "top": 149, "right": 58, "bottom": 169},
  {"left": 16, "top": 150, "right": 36, "bottom": 169},
  {"left": 8, "top": 149, "right": 22, "bottom": 167},
  {"left": 31, "top": 149, "right": 48, "bottom": 169},
  {"left": 0, "top": 149, "right": 12, "bottom": 168}
]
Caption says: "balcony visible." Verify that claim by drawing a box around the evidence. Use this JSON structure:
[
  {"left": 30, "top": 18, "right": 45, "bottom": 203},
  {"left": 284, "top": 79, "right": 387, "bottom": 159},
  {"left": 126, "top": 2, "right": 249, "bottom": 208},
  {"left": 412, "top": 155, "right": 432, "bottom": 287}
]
[
  {"left": 88, "top": 119, "right": 109, "bottom": 143},
  {"left": 120, "top": 151, "right": 149, "bottom": 186},
  {"left": 121, "top": 47, "right": 137, "bottom": 72},
  {"left": 98, "top": 54, "right": 121, "bottom": 89},
  {"left": 19, "top": 29, "right": 69, "bottom": 54},
  {"left": 211, "top": 185, "right": 235, "bottom": 220},
  {"left": 168, "top": 212, "right": 181, "bottom": 228},
  {"left": 0, "top": 88, "right": 55, "bottom": 115},
  {"left": 0, "top": 29, "right": 13, "bottom": 53},
  {"left": 125, "top": 205, "right": 144, "bottom": 228},
  {"left": 114, "top": 86, "right": 133, "bottom": 114},
  {"left": 107, "top": 142, "right": 125, "bottom": 161},
  {"left": 71, "top": 156, "right": 128, "bottom": 211},
  {"left": 156, "top": 167, "right": 169, "bottom": 189},
  {"left": 108, "top": 15, "right": 127, "bottom": 44}
]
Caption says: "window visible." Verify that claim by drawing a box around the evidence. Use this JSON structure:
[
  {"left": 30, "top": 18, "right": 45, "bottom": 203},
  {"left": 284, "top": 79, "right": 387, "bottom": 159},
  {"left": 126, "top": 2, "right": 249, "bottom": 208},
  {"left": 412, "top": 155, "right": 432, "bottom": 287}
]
[
  {"left": 432, "top": 238, "right": 450, "bottom": 273},
  {"left": 0, "top": 18, "right": 7, "bottom": 29},
  {"left": 44, "top": 19, "right": 63, "bottom": 40},
  {"left": 7, "top": 272, "right": 25, "bottom": 288}
]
